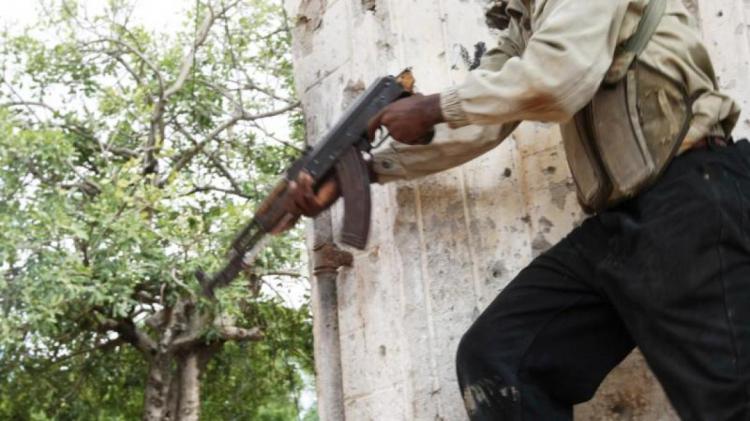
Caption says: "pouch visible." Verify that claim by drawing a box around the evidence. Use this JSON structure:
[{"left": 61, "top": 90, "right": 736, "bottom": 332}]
[{"left": 561, "top": 62, "right": 692, "bottom": 212}]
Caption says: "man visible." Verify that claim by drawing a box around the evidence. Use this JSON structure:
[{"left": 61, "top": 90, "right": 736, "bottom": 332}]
[{"left": 284, "top": 0, "right": 749, "bottom": 419}]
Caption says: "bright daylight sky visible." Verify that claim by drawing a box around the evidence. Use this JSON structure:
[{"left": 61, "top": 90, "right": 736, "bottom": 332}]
[{"left": 0, "top": 0, "right": 188, "bottom": 32}]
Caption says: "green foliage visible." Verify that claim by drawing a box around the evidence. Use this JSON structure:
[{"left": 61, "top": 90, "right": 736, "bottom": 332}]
[
  {"left": 0, "top": 0, "right": 314, "bottom": 419},
  {"left": 201, "top": 303, "right": 314, "bottom": 420},
  {"left": 0, "top": 342, "right": 146, "bottom": 420}
]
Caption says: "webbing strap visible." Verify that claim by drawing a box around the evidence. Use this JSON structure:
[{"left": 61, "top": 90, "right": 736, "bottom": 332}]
[{"left": 623, "top": 0, "right": 667, "bottom": 57}]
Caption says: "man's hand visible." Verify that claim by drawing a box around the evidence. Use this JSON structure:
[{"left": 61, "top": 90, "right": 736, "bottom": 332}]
[
  {"left": 271, "top": 172, "right": 341, "bottom": 234},
  {"left": 367, "top": 93, "right": 444, "bottom": 145},
  {"left": 288, "top": 172, "right": 340, "bottom": 217}
]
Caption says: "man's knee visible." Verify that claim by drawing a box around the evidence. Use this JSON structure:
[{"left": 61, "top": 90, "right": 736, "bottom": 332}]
[
  {"left": 456, "top": 321, "right": 512, "bottom": 380},
  {"left": 456, "top": 322, "right": 522, "bottom": 419},
  {"left": 456, "top": 324, "right": 482, "bottom": 372}
]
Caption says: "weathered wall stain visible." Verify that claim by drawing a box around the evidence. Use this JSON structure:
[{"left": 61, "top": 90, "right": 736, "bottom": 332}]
[
  {"left": 290, "top": 0, "right": 327, "bottom": 57},
  {"left": 362, "top": 0, "right": 377, "bottom": 13}
]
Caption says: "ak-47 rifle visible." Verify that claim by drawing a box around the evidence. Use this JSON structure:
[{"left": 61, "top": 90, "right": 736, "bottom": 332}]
[{"left": 198, "top": 70, "right": 429, "bottom": 293}]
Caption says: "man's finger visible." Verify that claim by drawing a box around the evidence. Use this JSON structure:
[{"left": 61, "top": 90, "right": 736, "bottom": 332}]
[
  {"left": 293, "top": 172, "right": 320, "bottom": 216},
  {"left": 312, "top": 177, "right": 340, "bottom": 210},
  {"left": 367, "top": 109, "right": 386, "bottom": 141},
  {"left": 300, "top": 172, "right": 315, "bottom": 198},
  {"left": 297, "top": 172, "right": 319, "bottom": 215},
  {"left": 285, "top": 181, "right": 301, "bottom": 214},
  {"left": 293, "top": 182, "right": 313, "bottom": 215}
]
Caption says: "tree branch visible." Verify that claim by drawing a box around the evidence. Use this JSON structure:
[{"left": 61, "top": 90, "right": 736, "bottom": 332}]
[
  {"left": 60, "top": 180, "right": 102, "bottom": 197},
  {"left": 145, "top": 310, "right": 167, "bottom": 330},
  {"left": 260, "top": 271, "right": 303, "bottom": 278},
  {"left": 105, "top": 50, "right": 144, "bottom": 85},
  {"left": 142, "top": 1, "right": 242, "bottom": 177},
  {"left": 173, "top": 120, "right": 243, "bottom": 193},
  {"left": 170, "top": 318, "right": 263, "bottom": 352},
  {"left": 249, "top": 121, "right": 303, "bottom": 152},
  {"left": 82, "top": 38, "right": 166, "bottom": 175},
  {"left": 1, "top": 101, "right": 58, "bottom": 115},
  {"left": 108, "top": 146, "right": 139, "bottom": 159},
  {"left": 203, "top": 151, "right": 243, "bottom": 193},
  {"left": 163, "top": 7, "right": 214, "bottom": 100},
  {"left": 182, "top": 185, "right": 252, "bottom": 200},
  {"left": 84, "top": 38, "right": 164, "bottom": 93},
  {"left": 169, "top": 331, "right": 204, "bottom": 353},
  {"left": 162, "top": 0, "right": 242, "bottom": 101},
  {"left": 217, "top": 325, "right": 264, "bottom": 342},
  {"left": 100, "top": 318, "right": 158, "bottom": 356},
  {"left": 19, "top": 337, "right": 125, "bottom": 373},
  {"left": 156, "top": 101, "right": 299, "bottom": 187},
  {"left": 243, "top": 81, "right": 298, "bottom": 105}
]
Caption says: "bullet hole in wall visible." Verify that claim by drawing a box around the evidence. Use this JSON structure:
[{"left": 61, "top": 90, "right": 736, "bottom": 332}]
[
  {"left": 458, "top": 42, "right": 488, "bottom": 71},
  {"left": 490, "top": 261, "right": 507, "bottom": 279},
  {"left": 362, "top": 0, "right": 376, "bottom": 12},
  {"left": 342, "top": 79, "right": 366, "bottom": 109},
  {"left": 470, "top": 42, "right": 487, "bottom": 70}
]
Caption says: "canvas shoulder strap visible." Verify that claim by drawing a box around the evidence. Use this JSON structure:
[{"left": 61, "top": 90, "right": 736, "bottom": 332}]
[
  {"left": 605, "top": 0, "right": 667, "bottom": 84},
  {"left": 624, "top": 0, "right": 667, "bottom": 57}
]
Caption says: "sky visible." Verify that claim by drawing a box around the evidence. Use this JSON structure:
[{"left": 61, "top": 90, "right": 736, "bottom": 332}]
[{"left": 0, "top": 0, "right": 187, "bottom": 32}]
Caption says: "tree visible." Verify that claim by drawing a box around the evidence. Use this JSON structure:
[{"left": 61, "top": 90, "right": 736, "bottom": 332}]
[{"left": 0, "top": 0, "right": 313, "bottom": 419}]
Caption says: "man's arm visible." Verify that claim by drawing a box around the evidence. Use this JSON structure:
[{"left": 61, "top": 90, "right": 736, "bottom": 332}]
[
  {"left": 367, "top": 0, "right": 632, "bottom": 183},
  {"left": 368, "top": 18, "right": 526, "bottom": 183},
  {"left": 284, "top": 0, "right": 632, "bottom": 213},
  {"left": 442, "top": 0, "right": 630, "bottom": 128}
]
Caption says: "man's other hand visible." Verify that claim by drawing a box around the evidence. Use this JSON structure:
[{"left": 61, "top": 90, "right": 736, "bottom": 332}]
[
  {"left": 367, "top": 93, "right": 444, "bottom": 145},
  {"left": 271, "top": 172, "right": 341, "bottom": 234}
]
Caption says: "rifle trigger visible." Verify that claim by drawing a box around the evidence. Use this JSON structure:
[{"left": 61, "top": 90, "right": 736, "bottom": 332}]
[{"left": 372, "top": 131, "right": 392, "bottom": 149}]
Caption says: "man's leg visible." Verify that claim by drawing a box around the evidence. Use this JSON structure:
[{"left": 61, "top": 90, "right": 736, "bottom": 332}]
[
  {"left": 600, "top": 142, "right": 750, "bottom": 420},
  {"left": 456, "top": 232, "right": 634, "bottom": 420}
]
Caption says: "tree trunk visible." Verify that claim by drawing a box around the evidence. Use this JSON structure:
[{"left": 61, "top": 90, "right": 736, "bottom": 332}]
[
  {"left": 140, "top": 297, "right": 246, "bottom": 420},
  {"left": 142, "top": 352, "right": 202, "bottom": 421},
  {"left": 143, "top": 355, "right": 172, "bottom": 421},
  {"left": 176, "top": 353, "right": 201, "bottom": 421},
  {"left": 166, "top": 359, "right": 181, "bottom": 420},
  {"left": 141, "top": 302, "right": 224, "bottom": 421}
]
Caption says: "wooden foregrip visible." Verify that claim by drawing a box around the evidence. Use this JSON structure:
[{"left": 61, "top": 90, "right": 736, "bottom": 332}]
[
  {"left": 254, "top": 179, "right": 294, "bottom": 233},
  {"left": 256, "top": 180, "right": 289, "bottom": 216},
  {"left": 335, "top": 146, "right": 371, "bottom": 250}
]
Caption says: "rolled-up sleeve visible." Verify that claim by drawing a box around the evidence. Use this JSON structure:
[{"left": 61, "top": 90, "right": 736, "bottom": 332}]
[
  {"left": 371, "top": 123, "right": 519, "bottom": 183},
  {"left": 371, "top": 21, "right": 524, "bottom": 183},
  {"left": 442, "top": 0, "right": 630, "bottom": 128}
]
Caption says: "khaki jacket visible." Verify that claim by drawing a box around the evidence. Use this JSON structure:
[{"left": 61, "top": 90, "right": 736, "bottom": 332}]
[{"left": 372, "top": 0, "right": 740, "bottom": 183}]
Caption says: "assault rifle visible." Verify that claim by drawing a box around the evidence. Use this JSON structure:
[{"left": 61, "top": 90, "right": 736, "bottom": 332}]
[{"left": 197, "top": 70, "right": 428, "bottom": 293}]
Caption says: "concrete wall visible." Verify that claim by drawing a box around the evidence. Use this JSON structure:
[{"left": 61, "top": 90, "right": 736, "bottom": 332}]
[{"left": 287, "top": 0, "right": 750, "bottom": 419}]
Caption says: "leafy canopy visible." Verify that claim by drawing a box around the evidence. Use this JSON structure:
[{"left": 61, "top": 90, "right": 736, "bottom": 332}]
[{"left": 0, "top": 0, "right": 315, "bottom": 419}]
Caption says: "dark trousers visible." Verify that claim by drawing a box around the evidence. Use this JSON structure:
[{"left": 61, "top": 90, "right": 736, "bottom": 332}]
[{"left": 457, "top": 140, "right": 750, "bottom": 420}]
